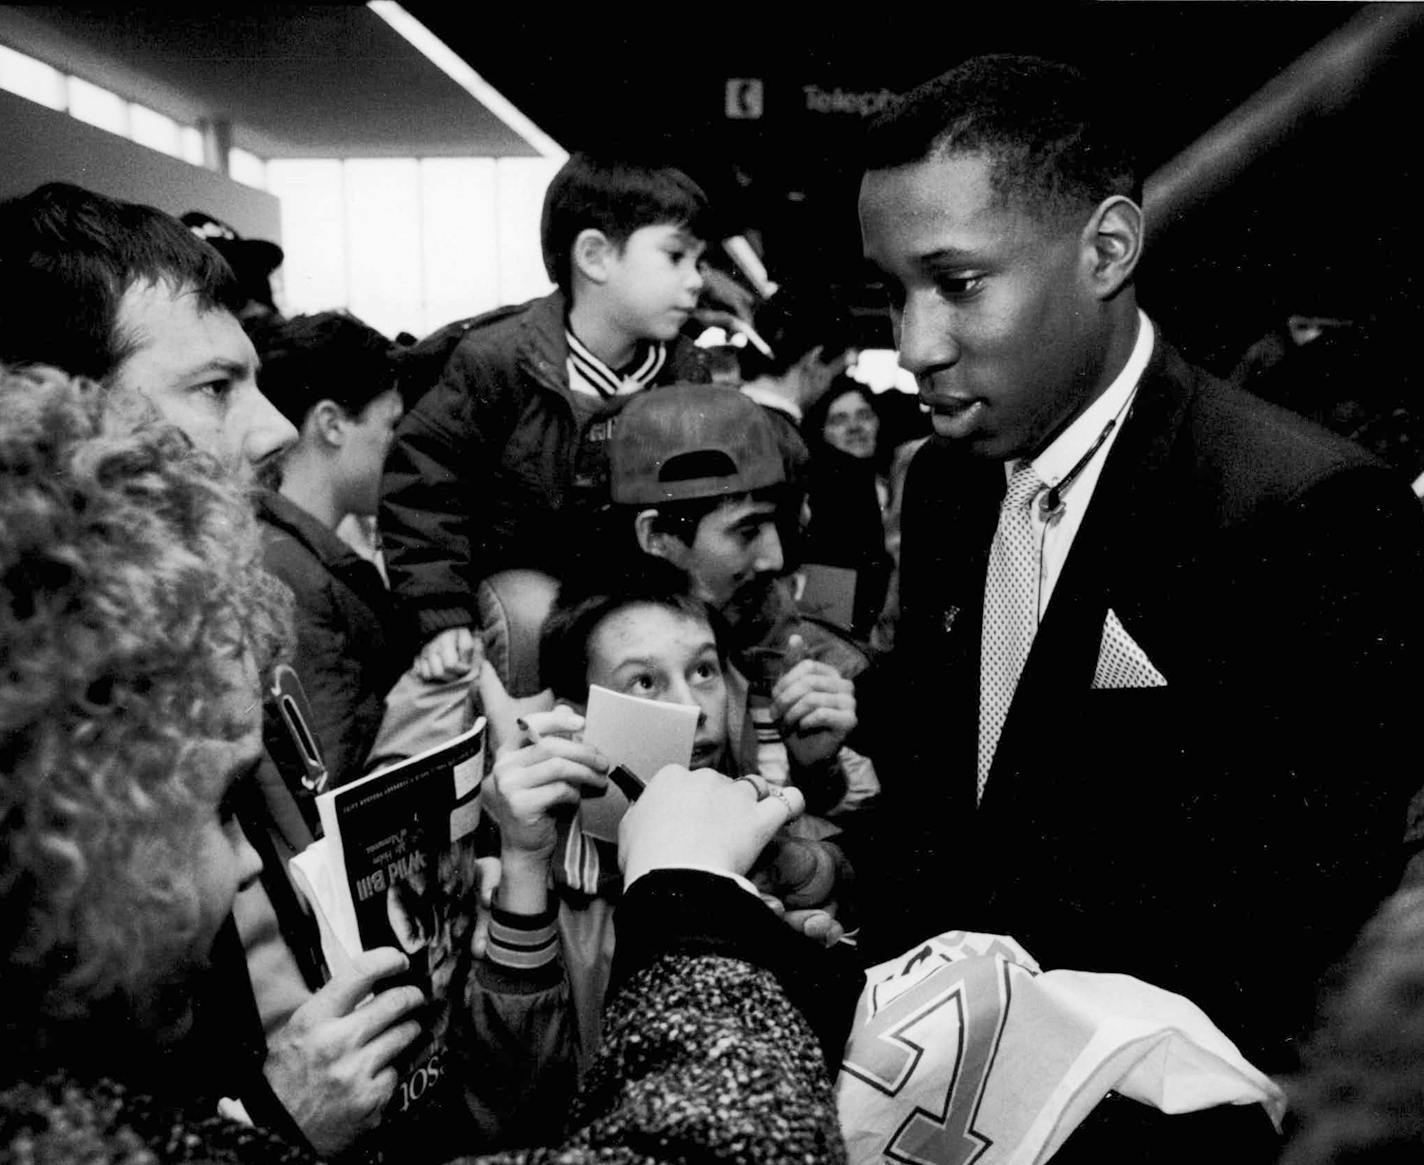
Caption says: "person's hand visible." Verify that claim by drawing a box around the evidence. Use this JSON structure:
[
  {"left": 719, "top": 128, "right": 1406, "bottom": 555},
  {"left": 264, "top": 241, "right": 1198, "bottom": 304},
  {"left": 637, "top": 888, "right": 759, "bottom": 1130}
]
[
  {"left": 793, "top": 343, "right": 855, "bottom": 413},
  {"left": 415, "top": 626, "right": 479, "bottom": 682},
  {"left": 696, "top": 265, "right": 757, "bottom": 324},
  {"left": 772, "top": 643, "right": 857, "bottom": 770},
  {"left": 619, "top": 765, "right": 805, "bottom": 886},
  {"left": 263, "top": 948, "right": 426, "bottom": 1157},
  {"left": 753, "top": 835, "right": 847, "bottom": 948},
  {"left": 482, "top": 706, "right": 609, "bottom": 912},
  {"left": 484, "top": 707, "right": 610, "bottom": 861}
]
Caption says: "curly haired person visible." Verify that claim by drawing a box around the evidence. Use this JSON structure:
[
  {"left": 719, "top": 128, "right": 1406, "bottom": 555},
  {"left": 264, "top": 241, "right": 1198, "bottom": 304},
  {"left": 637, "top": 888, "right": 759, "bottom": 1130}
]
[{"left": 0, "top": 367, "right": 846, "bottom": 1163}]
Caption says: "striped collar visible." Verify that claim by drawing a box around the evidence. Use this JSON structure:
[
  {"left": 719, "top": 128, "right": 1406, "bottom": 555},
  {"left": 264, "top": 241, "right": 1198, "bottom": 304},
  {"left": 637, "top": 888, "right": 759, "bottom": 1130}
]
[{"left": 566, "top": 327, "right": 668, "bottom": 399}]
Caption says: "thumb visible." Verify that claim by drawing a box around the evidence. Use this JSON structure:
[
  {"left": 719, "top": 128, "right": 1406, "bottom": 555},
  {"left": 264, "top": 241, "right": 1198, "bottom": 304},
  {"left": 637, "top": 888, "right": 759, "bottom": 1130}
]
[{"left": 775, "top": 840, "right": 837, "bottom": 907}]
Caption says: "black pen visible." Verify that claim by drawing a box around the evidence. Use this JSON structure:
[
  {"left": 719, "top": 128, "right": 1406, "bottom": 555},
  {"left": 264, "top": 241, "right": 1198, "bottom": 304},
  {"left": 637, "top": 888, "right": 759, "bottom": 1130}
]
[
  {"left": 518, "top": 717, "right": 643, "bottom": 801},
  {"left": 606, "top": 763, "right": 645, "bottom": 803}
]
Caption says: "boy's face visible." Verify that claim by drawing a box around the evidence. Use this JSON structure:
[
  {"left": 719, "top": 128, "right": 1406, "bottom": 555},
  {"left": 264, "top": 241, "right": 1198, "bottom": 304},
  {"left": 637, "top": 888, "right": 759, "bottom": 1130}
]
[
  {"left": 657, "top": 496, "right": 785, "bottom": 626},
  {"left": 586, "top": 602, "right": 730, "bottom": 771},
  {"left": 604, "top": 224, "right": 707, "bottom": 345},
  {"left": 859, "top": 150, "right": 1107, "bottom": 461},
  {"left": 336, "top": 387, "right": 404, "bottom": 518}
]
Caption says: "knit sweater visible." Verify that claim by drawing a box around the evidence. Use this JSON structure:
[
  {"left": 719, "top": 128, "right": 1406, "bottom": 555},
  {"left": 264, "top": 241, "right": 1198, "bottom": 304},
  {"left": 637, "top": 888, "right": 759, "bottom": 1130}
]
[{"left": 1, "top": 872, "right": 848, "bottom": 1165}]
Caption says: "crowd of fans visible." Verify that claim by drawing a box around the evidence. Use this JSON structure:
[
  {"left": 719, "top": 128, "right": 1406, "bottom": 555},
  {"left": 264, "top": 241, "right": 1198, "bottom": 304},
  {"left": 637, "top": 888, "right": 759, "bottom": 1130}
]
[{"left": 2, "top": 50, "right": 1424, "bottom": 1165}]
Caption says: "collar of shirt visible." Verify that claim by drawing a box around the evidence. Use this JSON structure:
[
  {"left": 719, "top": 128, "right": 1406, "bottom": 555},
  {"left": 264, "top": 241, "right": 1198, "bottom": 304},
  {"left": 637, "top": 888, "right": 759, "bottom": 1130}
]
[
  {"left": 1018, "top": 310, "right": 1155, "bottom": 492},
  {"left": 566, "top": 327, "right": 668, "bottom": 398},
  {"left": 1005, "top": 310, "right": 1155, "bottom": 618}
]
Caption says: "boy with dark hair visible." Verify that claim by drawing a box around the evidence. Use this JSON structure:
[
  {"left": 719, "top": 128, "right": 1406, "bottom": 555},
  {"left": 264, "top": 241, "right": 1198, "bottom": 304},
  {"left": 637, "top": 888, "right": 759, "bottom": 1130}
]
[
  {"left": 380, "top": 153, "right": 713, "bottom": 683},
  {"left": 0, "top": 181, "right": 295, "bottom": 475},
  {"left": 857, "top": 53, "right": 1424, "bottom": 1161},
  {"left": 253, "top": 312, "right": 407, "bottom": 791},
  {"left": 539, "top": 154, "right": 712, "bottom": 298}
]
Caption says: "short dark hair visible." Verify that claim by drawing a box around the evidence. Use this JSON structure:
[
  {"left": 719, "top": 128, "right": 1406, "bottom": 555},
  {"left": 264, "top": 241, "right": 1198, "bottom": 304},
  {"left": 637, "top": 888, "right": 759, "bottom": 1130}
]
[
  {"left": 540, "top": 153, "right": 712, "bottom": 294},
  {"left": 540, "top": 562, "right": 727, "bottom": 705},
  {"left": 565, "top": 482, "right": 799, "bottom": 608},
  {"left": 864, "top": 55, "right": 1140, "bottom": 224},
  {"left": 645, "top": 485, "right": 787, "bottom": 548},
  {"left": 0, "top": 182, "right": 244, "bottom": 381},
  {"left": 253, "top": 311, "right": 400, "bottom": 427}
]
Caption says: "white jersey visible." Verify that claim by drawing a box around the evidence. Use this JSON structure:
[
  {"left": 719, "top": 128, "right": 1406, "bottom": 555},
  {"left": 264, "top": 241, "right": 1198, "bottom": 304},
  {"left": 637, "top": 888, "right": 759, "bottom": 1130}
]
[{"left": 836, "top": 931, "right": 1284, "bottom": 1165}]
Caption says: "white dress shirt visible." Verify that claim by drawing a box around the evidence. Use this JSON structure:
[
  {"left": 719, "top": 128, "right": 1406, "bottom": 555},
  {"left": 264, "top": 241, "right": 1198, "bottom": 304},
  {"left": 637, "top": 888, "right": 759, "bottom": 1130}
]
[{"left": 1010, "top": 311, "right": 1156, "bottom": 619}]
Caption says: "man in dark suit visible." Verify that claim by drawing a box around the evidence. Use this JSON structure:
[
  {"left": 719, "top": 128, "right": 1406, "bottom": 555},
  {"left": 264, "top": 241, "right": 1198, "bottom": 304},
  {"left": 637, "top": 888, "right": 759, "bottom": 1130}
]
[{"left": 854, "top": 54, "right": 1424, "bottom": 1158}]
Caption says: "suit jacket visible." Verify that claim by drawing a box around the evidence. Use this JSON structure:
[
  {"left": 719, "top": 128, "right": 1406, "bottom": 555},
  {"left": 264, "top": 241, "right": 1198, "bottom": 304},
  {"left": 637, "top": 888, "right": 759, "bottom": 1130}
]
[{"left": 860, "top": 339, "right": 1424, "bottom": 1080}]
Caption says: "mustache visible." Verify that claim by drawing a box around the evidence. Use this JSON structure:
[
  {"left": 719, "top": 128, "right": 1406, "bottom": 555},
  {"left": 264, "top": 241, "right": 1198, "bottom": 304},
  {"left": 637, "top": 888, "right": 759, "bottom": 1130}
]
[{"left": 250, "top": 453, "right": 285, "bottom": 492}]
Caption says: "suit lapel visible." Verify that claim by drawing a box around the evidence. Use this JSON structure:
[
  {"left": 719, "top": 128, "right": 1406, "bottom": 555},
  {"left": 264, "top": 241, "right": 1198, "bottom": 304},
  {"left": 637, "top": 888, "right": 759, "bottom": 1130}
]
[
  {"left": 984, "top": 342, "right": 1199, "bottom": 798},
  {"left": 894, "top": 440, "right": 1001, "bottom": 806}
]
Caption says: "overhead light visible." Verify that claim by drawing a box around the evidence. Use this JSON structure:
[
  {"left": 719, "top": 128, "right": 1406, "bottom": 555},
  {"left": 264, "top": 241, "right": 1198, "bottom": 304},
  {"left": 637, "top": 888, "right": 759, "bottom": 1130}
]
[{"left": 367, "top": 2, "right": 567, "bottom": 161}]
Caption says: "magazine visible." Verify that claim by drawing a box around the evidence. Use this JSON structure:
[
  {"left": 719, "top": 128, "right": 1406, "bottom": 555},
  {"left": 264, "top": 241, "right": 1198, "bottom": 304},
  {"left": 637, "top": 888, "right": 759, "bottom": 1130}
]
[{"left": 289, "top": 717, "right": 486, "bottom": 1125}]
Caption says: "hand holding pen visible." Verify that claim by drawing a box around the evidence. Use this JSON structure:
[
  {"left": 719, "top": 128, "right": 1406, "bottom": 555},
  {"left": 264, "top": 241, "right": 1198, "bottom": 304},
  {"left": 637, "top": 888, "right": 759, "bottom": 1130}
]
[{"left": 481, "top": 706, "right": 610, "bottom": 913}]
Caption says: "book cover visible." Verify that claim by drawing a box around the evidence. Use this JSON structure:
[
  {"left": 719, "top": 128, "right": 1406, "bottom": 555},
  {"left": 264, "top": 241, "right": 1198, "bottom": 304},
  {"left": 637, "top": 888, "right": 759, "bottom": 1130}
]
[{"left": 293, "top": 717, "right": 486, "bottom": 1130}]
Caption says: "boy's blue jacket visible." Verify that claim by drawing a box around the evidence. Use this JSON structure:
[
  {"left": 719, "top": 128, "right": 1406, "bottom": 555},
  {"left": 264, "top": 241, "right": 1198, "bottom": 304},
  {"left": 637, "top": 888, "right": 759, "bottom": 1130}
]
[{"left": 379, "top": 290, "right": 709, "bottom": 641}]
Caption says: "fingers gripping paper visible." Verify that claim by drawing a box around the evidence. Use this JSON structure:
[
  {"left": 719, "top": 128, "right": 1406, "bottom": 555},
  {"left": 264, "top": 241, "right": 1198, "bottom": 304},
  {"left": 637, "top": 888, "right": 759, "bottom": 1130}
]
[
  {"left": 836, "top": 932, "right": 1285, "bottom": 1164},
  {"left": 578, "top": 684, "right": 699, "bottom": 844}
]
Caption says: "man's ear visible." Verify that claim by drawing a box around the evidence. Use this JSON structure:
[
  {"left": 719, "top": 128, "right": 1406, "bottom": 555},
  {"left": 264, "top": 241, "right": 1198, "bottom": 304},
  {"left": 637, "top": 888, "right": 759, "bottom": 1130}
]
[
  {"left": 572, "top": 228, "right": 616, "bottom": 286},
  {"left": 634, "top": 509, "right": 670, "bottom": 558},
  {"left": 306, "top": 399, "right": 346, "bottom": 448},
  {"left": 1081, "top": 195, "right": 1143, "bottom": 300}
]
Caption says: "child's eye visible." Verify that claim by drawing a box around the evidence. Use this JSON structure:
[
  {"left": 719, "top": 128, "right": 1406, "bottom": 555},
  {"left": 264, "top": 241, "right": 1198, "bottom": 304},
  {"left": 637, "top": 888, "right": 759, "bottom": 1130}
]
[
  {"left": 627, "top": 673, "right": 657, "bottom": 695},
  {"left": 693, "top": 660, "right": 722, "bottom": 683}
]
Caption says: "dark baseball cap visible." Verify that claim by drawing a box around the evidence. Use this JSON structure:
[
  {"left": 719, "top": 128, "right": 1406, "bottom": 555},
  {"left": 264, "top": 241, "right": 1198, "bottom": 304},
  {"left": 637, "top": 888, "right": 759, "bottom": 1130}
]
[
  {"left": 611, "top": 384, "right": 786, "bottom": 505},
  {"left": 182, "top": 211, "right": 283, "bottom": 309}
]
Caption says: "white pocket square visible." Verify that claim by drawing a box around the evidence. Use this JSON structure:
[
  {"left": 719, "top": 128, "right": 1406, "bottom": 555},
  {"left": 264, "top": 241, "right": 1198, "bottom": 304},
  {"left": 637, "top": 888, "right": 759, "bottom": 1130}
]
[{"left": 1094, "top": 608, "right": 1167, "bottom": 689}]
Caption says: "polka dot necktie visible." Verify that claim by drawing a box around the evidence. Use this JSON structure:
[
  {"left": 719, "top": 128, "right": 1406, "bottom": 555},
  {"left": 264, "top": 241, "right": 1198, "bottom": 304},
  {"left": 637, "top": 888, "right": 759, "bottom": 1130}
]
[{"left": 978, "top": 462, "right": 1044, "bottom": 801}]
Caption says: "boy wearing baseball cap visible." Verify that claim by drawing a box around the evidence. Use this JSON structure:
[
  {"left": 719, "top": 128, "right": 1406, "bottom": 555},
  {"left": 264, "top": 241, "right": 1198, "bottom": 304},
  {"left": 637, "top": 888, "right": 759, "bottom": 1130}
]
[{"left": 577, "top": 384, "right": 878, "bottom": 819}]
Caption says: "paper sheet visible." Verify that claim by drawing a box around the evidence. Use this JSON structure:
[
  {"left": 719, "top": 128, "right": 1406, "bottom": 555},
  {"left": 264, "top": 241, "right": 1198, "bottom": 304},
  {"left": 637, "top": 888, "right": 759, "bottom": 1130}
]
[{"left": 581, "top": 683, "right": 698, "bottom": 783}]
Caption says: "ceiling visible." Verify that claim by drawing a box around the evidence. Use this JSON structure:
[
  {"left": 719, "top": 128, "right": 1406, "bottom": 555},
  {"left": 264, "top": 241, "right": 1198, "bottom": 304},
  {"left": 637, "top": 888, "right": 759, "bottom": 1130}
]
[
  {"left": 6, "top": 3, "right": 1422, "bottom": 375},
  {"left": 5, "top": 4, "right": 541, "bottom": 157}
]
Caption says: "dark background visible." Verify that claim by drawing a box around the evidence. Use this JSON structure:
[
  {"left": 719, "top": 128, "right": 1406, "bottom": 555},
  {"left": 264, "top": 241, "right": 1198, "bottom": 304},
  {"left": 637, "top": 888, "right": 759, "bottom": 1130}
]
[{"left": 414, "top": 3, "right": 1423, "bottom": 382}]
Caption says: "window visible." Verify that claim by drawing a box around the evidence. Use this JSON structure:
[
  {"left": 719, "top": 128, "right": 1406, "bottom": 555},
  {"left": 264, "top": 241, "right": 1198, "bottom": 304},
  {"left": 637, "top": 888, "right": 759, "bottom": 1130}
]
[
  {"left": 180, "top": 126, "right": 205, "bottom": 166},
  {"left": 228, "top": 147, "right": 268, "bottom": 190},
  {"left": 0, "top": 44, "right": 219, "bottom": 172},
  {"left": 0, "top": 44, "right": 63, "bottom": 109},
  {"left": 129, "top": 103, "right": 181, "bottom": 157},
  {"left": 268, "top": 156, "right": 559, "bottom": 341},
  {"left": 66, "top": 75, "right": 128, "bottom": 134}
]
